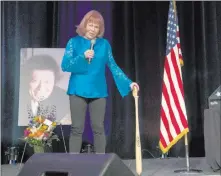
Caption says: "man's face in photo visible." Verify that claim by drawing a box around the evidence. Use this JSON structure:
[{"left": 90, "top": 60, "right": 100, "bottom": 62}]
[{"left": 29, "top": 69, "right": 55, "bottom": 102}]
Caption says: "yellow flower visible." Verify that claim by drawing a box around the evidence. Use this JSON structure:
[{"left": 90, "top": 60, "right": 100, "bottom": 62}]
[
  {"left": 41, "top": 125, "right": 48, "bottom": 130},
  {"left": 52, "top": 122, "right": 56, "bottom": 126},
  {"left": 38, "top": 116, "right": 45, "bottom": 123},
  {"left": 33, "top": 116, "right": 39, "bottom": 121}
]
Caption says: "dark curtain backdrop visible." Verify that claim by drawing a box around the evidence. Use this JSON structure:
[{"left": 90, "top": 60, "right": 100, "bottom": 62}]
[
  {"left": 110, "top": 1, "right": 221, "bottom": 158},
  {"left": 1, "top": 1, "right": 221, "bottom": 162}
]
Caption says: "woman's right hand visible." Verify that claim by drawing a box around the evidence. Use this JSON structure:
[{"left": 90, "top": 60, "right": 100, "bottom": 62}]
[{"left": 84, "top": 49, "right": 94, "bottom": 59}]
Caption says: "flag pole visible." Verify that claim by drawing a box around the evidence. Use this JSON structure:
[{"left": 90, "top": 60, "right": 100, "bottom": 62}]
[
  {"left": 174, "top": 130, "right": 202, "bottom": 173},
  {"left": 172, "top": 1, "right": 202, "bottom": 173},
  {"left": 184, "top": 134, "right": 190, "bottom": 171}
]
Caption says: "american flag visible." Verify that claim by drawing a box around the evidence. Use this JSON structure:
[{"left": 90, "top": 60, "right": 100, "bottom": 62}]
[{"left": 159, "top": 1, "right": 189, "bottom": 153}]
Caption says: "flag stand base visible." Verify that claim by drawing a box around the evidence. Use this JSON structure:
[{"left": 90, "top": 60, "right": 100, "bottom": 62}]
[{"left": 174, "top": 168, "right": 203, "bottom": 174}]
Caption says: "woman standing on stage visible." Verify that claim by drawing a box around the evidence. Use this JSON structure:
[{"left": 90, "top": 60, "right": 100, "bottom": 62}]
[{"left": 61, "top": 10, "right": 139, "bottom": 154}]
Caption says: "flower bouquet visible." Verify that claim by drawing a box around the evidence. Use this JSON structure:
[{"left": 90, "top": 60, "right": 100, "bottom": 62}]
[{"left": 21, "top": 115, "right": 59, "bottom": 153}]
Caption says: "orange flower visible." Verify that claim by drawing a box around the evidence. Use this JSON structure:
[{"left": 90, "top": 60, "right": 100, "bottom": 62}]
[
  {"left": 28, "top": 133, "right": 34, "bottom": 137},
  {"left": 35, "top": 131, "right": 43, "bottom": 137}
]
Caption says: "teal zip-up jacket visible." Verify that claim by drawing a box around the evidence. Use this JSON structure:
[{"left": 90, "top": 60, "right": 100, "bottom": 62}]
[{"left": 61, "top": 35, "right": 132, "bottom": 98}]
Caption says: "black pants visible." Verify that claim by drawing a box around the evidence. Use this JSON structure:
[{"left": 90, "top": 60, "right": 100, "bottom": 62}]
[{"left": 69, "top": 95, "right": 106, "bottom": 153}]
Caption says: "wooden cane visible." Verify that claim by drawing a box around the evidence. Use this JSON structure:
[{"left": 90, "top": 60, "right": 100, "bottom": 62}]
[{"left": 132, "top": 87, "right": 142, "bottom": 176}]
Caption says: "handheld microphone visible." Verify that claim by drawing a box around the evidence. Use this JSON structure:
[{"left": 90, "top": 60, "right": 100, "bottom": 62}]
[{"left": 89, "top": 39, "right": 96, "bottom": 64}]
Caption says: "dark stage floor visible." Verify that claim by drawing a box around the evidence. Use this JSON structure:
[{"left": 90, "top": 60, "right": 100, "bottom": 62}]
[{"left": 1, "top": 157, "right": 220, "bottom": 176}]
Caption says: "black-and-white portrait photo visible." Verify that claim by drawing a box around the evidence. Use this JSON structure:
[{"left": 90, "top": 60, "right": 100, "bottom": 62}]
[{"left": 18, "top": 48, "right": 72, "bottom": 126}]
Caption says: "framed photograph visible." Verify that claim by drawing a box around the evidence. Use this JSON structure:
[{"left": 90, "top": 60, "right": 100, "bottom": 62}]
[{"left": 18, "top": 48, "right": 72, "bottom": 126}]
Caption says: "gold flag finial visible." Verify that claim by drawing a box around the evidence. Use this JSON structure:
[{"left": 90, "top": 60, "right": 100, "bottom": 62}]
[{"left": 172, "top": 0, "right": 177, "bottom": 20}]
